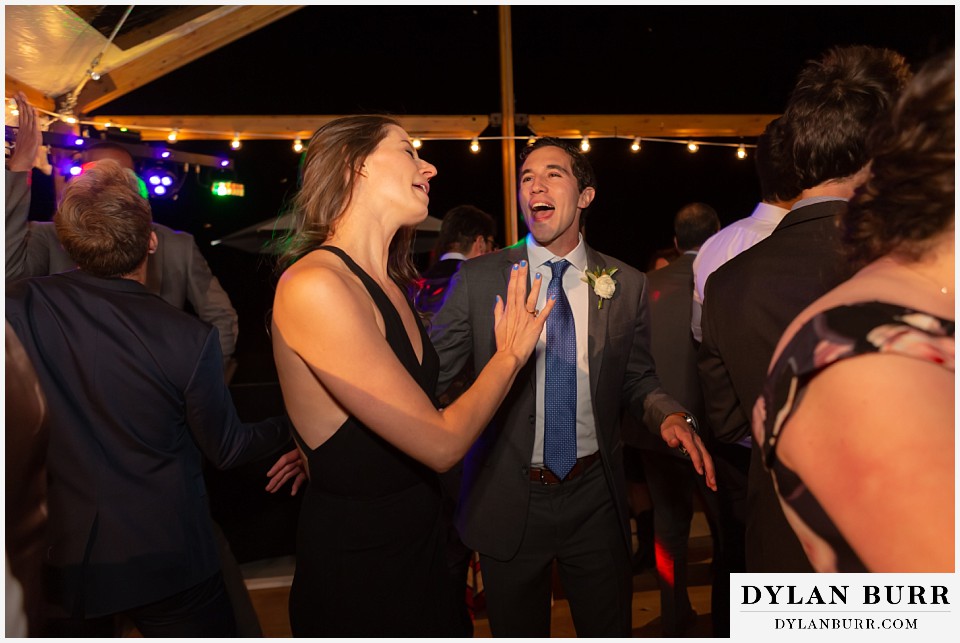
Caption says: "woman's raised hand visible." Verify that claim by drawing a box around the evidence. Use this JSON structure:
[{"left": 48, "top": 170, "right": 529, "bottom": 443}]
[{"left": 493, "top": 261, "right": 556, "bottom": 363}]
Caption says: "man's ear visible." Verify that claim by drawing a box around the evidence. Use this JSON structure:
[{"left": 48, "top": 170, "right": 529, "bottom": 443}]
[
  {"left": 470, "top": 235, "right": 487, "bottom": 258},
  {"left": 577, "top": 186, "right": 596, "bottom": 210},
  {"left": 147, "top": 230, "right": 158, "bottom": 255}
]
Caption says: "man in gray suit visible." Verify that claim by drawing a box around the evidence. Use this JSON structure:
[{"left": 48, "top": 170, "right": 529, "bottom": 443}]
[
  {"left": 429, "top": 138, "right": 716, "bottom": 637},
  {"left": 5, "top": 115, "right": 238, "bottom": 362},
  {"left": 632, "top": 202, "right": 722, "bottom": 636}
]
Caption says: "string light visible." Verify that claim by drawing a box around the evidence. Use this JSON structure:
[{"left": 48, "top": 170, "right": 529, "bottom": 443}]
[
  {"left": 89, "top": 70, "right": 101, "bottom": 81},
  {"left": 8, "top": 99, "right": 19, "bottom": 116},
  {"left": 469, "top": 137, "right": 480, "bottom": 153},
  {"left": 5, "top": 100, "right": 762, "bottom": 159}
]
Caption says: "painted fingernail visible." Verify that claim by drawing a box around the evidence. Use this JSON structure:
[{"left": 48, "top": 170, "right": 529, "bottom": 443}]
[
  {"left": 520, "top": 260, "right": 527, "bottom": 267},
  {"left": 512, "top": 263, "right": 518, "bottom": 271},
  {"left": 549, "top": 294, "right": 557, "bottom": 301},
  {"left": 535, "top": 272, "right": 541, "bottom": 279}
]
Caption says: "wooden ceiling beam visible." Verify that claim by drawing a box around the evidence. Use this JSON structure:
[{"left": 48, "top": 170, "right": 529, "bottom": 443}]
[
  {"left": 85, "top": 114, "right": 494, "bottom": 141},
  {"left": 74, "top": 6, "right": 303, "bottom": 114},
  {"left": 4, "top": 75, "right": 56, "bottom": 111},
  {"left": 85, "top": 113, "right": 779, "bottom": 142},
  {"left": 528, "top": 114, "right": 780, "bottom": 139}
]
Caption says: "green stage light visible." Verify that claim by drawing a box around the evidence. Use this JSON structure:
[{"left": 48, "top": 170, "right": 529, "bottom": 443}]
[{"left": 212, "top": 181, "right": 245, "bottom": 197}]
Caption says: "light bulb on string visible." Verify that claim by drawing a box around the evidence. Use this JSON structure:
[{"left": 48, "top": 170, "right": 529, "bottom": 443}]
[
  {"left": 737, "top": 144, "right": 747, "bottom": 160},
  {"left": 411, "top": 138, "right": 422, "bottom": 149},
  {"left": 293, "top": 138, "right": 303, "bottom": 153},
  {"left": 580, "top": 136, "right": 590, "bottom": 152},
  {"left": 8, "top": 99, "right": 19, "bottom": 116},
  {"left": 527, "top": 135, "right": 537, "bottom": 146},
  {"left": 167, "top": 129, "right": 179, "bottom": 142},
  {"left": 62, "top": 114, "right": 78, "bottom": 125},
  {"left": 630, "top": 137, "right": 641, "bottom": 152},
  {"left": 89, "top": 70, "right": 101, "bottom": 81},
  {"left": 687, "top": 141, "right": 699, "bottom": 153},
  {"left": 230, "top": 134, "right": 241, "bottom": 150},
  {"left": 469, "top": 137, "right": 480, "bottom": 153}
]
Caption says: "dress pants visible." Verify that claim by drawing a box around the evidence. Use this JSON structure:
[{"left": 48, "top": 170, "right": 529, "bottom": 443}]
[
  {"left": 478, "top": 460, "right": 632, "bottom": 637},
  {"left": 639, "top": 449, "right": 721, "bottom": 636},
  {"left": 709, "top": 441, "right": 751, "bottom": 637}
]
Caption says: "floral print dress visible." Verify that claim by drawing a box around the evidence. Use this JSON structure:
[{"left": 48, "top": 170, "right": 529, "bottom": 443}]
[{"left": 753, "top": 301, "right": 955, "bottom": 572}]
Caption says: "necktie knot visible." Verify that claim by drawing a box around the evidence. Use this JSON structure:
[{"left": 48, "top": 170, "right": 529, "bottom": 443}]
[{"left": 549, "top": 259, "right": 571, "bottom": 281}]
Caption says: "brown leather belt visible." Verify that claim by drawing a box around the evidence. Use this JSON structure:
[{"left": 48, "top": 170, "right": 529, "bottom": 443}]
[{"left": 529, "top": 452, "right": 601, "bottom": 485}]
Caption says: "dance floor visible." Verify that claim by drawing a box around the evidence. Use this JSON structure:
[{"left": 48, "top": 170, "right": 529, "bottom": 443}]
[{"left": 237, "top": 511, "right": 715, "bottom": 638}]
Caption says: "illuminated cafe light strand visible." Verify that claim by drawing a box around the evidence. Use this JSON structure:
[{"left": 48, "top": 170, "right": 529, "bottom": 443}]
[{"left": 10, "top": 101, "right": 761, "bottom": 156}]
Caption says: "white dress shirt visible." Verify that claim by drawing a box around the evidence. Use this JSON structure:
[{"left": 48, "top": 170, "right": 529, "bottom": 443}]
[{"left": 690, "top": 201, "right": 789, "bottom": 341}]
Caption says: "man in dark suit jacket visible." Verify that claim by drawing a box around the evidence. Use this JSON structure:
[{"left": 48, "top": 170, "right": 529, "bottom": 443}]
[
  {"left": 698, "top": 45, "right": 911, "bottom": 573},
  {"left": 430, "top": 138, "right": 715, "bottom": 637},
  {"left": 632, "top": 202, "right": 721, "bottom": 636},
  {"left": 5, "top": 160, "right": 291, "bottom": 636},
  {"left": 5, "top": 135, "right": 238, "bottom": 362},
  {"left": 415, "top": 204, "right": 496, "bottom": 325},
  {"left": 413, "top": 204, "right": 496, "bottom": 636}
]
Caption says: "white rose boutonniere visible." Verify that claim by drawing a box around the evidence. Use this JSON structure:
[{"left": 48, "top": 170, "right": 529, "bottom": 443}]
[{"left": 582, "top": 266, "right": 619, "bottom": 309}]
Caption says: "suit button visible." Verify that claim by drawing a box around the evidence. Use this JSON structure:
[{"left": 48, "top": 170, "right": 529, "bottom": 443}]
[
  {"left": 528, "top": 414, "right": 535, "bottom": 424},
  {"left": 521, "top": 466, "right": 529, "bottom": 475}
]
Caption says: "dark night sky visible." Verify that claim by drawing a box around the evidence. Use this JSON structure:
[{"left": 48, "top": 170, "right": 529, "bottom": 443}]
[{"left": 72, "top": 3, "right": 953, "bottom": 381}]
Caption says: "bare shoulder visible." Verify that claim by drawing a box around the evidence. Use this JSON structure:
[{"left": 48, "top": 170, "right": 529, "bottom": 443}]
[{"left": 275, "top": 250, "right": 368, "bottom": 322}]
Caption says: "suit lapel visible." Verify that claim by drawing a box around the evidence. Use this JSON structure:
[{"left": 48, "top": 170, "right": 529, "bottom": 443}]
[{"left": 584, "top": 246, "right": 610, "bottom": 398}]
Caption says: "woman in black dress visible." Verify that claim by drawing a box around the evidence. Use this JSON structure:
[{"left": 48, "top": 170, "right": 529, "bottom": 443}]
[{"left": 272, "top": 116, "right": 555, "bottom": 635}]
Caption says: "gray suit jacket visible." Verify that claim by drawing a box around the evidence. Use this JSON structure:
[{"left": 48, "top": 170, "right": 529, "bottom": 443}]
[
  {"left": 5, "top": 170, "right": 238, "bottom": 358},
  {"left": 429, "top": 239, "right": 686, "bottom": 560}
]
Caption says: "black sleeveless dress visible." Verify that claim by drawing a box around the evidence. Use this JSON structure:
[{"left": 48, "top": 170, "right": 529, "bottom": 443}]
[{"left": 287, "top": 246, "right": 462, "bottom": 637}]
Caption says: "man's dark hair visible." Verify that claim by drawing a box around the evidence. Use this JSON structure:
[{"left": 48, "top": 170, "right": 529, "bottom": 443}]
[
  {"left": 754, "top": 117, "right": 801, "bottom": 203},
  {"left": 843, "top": 48, "right": 954, "bottom": 266},
  {"left": 520, "top": 137, "right": 597, "bottom": 193},
  {"left": 780, "top": 45, "right": 912, "bottom": 190},
  {"left": 674, "top": 202, "right": 721, "bottom": 251},
  {"left": 435, "top": 205, "right": 496, "bottom": 254}
]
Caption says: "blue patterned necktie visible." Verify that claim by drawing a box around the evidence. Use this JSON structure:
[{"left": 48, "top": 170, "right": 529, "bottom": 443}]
[{"left": 543, "top": 259, "right": 577, "bottom": 479}]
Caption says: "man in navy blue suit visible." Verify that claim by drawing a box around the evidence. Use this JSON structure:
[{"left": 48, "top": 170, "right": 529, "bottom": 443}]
[{"left": 6, "top": 160, "right": 293, "bottom": 636}]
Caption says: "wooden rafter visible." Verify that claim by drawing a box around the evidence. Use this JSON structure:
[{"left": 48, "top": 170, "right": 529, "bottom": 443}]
[
  {"left": 84, "top": 114, "right": 493, "bottom": 141},
  {"left": 84, "top": 113, "right": 779, "bottom": 142},
  {"left": 72, "top": 6, "right": 303, "bottom": 114},
  {"left": 529, "top": 114, "right": 779, "bottom": 139},
  {"left": 5, "top": 75, "right": 56, "bottom": 111}
]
